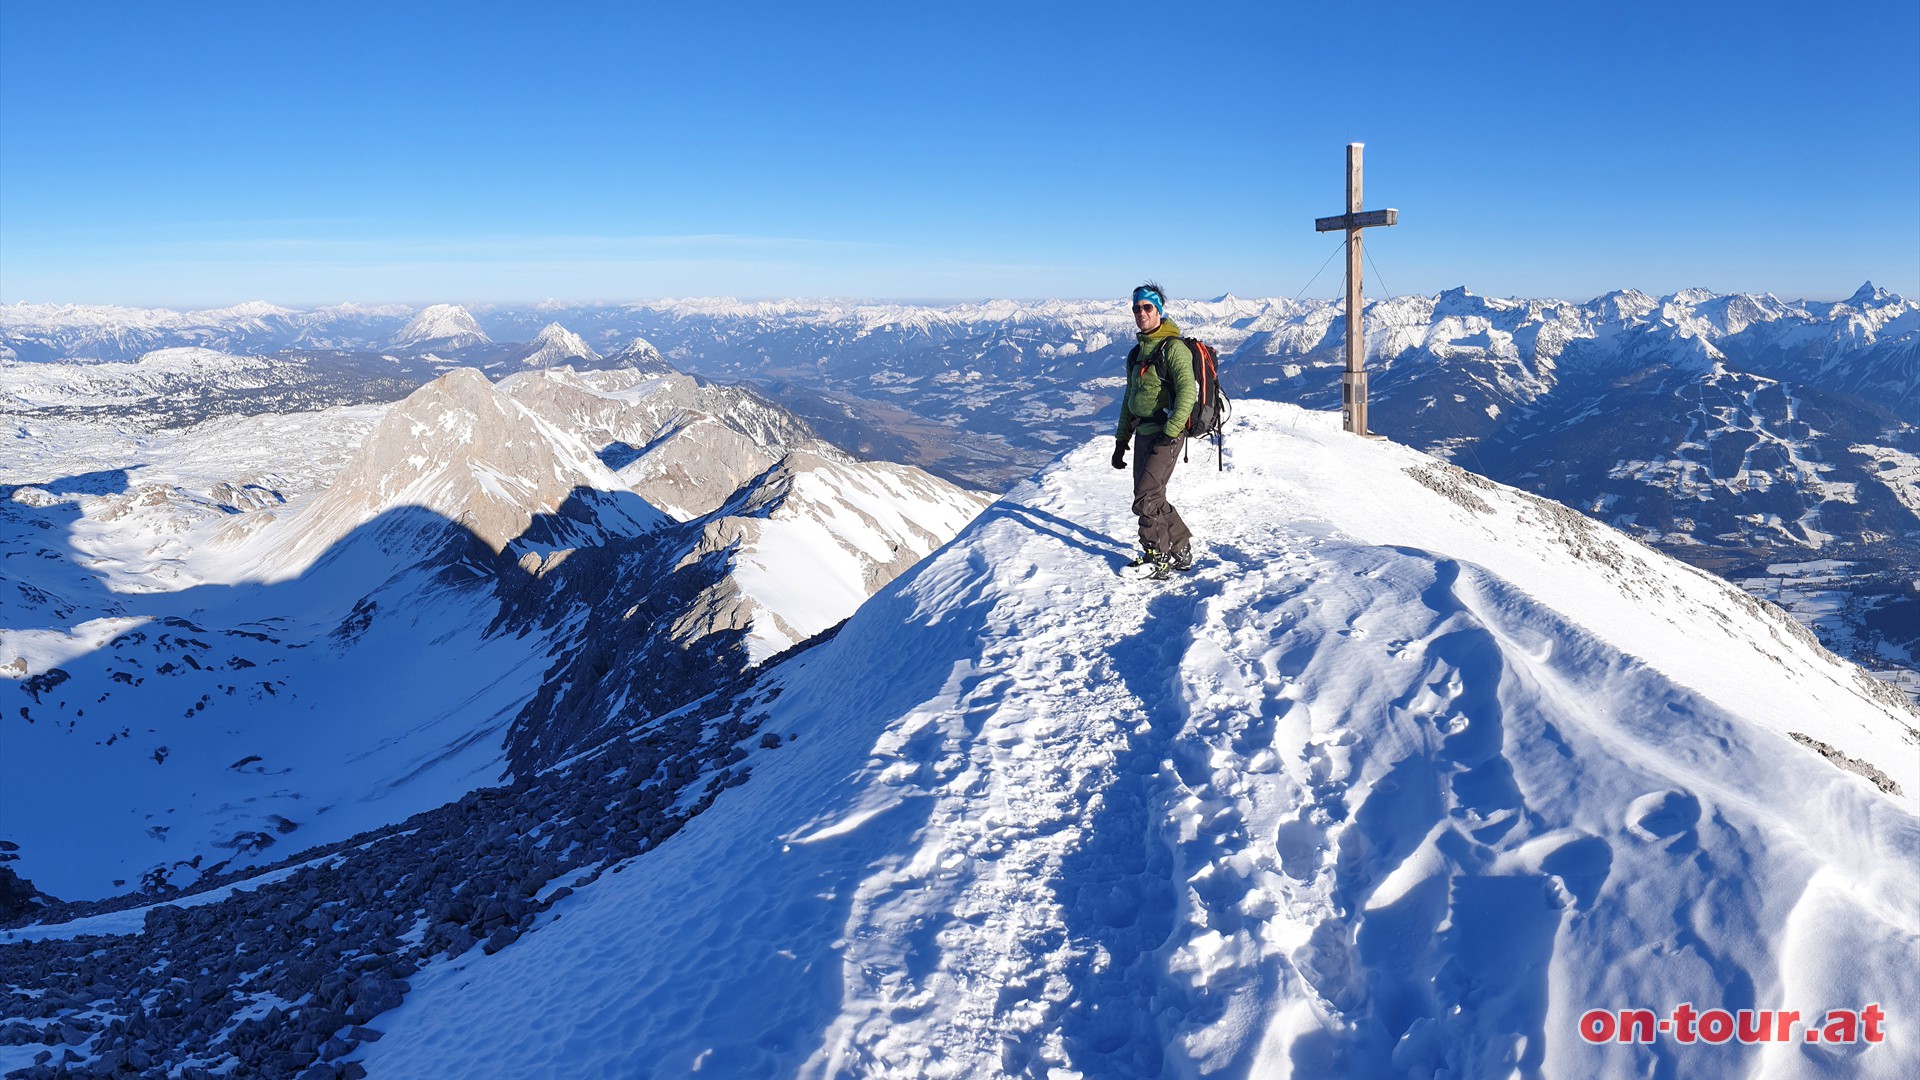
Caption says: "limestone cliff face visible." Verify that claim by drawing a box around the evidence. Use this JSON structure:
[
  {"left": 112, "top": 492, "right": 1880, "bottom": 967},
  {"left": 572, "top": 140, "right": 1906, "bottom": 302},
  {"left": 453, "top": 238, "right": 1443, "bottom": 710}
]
[
  {"left": 496, "top": 367, "right": 821, "bottom": 520},
  {"left": 256, "top": 368, "right": 665, "bottom": 574}
]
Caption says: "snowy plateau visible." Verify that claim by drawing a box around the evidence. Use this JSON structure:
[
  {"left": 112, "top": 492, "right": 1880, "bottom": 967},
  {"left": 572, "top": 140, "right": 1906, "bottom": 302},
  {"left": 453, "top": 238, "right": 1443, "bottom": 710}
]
[{"left": 0, "top": 297, "right": 1917, "bottom": 1079}]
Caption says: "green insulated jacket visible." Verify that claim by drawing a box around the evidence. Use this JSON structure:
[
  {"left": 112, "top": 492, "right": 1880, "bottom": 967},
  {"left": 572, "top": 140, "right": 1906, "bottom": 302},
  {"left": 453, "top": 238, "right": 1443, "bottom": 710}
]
[{"left": 1115, "top": 318, "right": 1199, "bottom": 439}]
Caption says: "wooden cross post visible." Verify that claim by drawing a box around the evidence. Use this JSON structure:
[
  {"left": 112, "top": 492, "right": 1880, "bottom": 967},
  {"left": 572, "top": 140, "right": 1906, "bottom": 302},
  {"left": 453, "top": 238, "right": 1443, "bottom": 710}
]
[{"left": 1314, "top": 142, "right": 1398, "bottom": 436}]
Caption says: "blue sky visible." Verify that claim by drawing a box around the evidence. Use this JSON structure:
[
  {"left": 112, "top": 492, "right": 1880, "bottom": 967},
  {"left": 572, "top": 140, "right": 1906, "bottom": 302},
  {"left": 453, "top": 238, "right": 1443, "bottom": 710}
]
[{"left": 2, "top": 1, "right": 1915, "bottom": 307}]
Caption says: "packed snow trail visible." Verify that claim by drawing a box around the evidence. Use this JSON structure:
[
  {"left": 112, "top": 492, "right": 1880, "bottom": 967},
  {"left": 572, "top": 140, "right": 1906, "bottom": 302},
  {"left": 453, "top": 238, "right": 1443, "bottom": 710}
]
[{"left": 357, "top": 402, "right": 1918, "bottom": 1079}]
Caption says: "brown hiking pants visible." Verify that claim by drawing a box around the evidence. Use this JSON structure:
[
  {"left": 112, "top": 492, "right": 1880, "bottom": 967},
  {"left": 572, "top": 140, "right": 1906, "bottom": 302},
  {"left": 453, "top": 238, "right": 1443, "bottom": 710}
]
[{"left": 1131, "top": 429, "right": 1191, "bottom": 555}]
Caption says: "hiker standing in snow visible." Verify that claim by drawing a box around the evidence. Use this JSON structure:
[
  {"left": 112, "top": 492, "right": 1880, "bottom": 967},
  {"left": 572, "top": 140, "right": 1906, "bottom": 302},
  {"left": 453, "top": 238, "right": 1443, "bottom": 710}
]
[{"left": 1112, "top": 283, "right": 1197, "bottom": 579}]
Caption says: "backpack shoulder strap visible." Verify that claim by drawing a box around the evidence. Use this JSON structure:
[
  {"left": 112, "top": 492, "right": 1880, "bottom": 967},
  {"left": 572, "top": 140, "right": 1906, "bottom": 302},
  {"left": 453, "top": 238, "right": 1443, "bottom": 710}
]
[{"left": 1147, "top": 336, "right": 1177, "bottom": 380}]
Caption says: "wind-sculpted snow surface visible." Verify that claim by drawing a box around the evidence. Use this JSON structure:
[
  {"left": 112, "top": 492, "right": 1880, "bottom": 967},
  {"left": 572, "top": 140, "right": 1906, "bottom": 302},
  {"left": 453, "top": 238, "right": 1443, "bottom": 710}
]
[{"left": 353, "top": 402, "right": 1918, "bottom": 1079}]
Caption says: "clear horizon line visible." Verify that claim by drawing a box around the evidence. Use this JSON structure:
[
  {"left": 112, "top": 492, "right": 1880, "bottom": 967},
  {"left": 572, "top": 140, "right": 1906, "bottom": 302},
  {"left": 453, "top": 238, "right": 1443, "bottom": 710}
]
[{"left": 0, "top": 280, "right": 1905, "bottom": 315}]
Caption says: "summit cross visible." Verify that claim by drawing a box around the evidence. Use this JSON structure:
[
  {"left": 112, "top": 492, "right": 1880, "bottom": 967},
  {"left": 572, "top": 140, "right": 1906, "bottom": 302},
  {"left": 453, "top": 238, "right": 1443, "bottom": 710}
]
[{"left": 1314, "top": 142, "right": 1399, "bottom": 437}]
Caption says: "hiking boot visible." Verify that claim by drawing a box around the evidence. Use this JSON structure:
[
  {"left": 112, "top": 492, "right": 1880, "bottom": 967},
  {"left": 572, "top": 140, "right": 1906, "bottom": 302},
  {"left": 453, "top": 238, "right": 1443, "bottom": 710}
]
[{"left": 1170, "top": 544, "right": 1195, "bottom": 572}]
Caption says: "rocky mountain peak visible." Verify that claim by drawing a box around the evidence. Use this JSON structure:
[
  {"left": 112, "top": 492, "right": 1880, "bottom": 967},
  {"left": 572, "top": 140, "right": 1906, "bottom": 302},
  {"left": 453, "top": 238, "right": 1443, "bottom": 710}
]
[
  {"left": 1849, "top": 280, "right": 1892, "bottom": 306},
  {"left": 535, "top": 322, "right": 595, "bottom": 354},
  {"left": 257, "top": 367, "right": 663, "bottom": 565},
  {"left": 391, "top": 304, "right": 490, "bottom": 351},
  {"left": 609, "top": 334, "right": 673, "bottom": 373}
]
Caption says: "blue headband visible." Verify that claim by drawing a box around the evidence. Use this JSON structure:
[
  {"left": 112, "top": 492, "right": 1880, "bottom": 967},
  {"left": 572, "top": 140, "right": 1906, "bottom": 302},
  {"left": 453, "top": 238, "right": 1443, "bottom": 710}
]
[{"left": 1132, "top": 287, "right": 1164, "bottom": 312}]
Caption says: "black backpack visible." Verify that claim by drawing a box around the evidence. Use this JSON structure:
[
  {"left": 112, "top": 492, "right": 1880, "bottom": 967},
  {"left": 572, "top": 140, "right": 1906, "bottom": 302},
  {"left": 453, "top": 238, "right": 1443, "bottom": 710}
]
[{"left": 1130, "top": 336, "right": 1232, "bottom": 468}]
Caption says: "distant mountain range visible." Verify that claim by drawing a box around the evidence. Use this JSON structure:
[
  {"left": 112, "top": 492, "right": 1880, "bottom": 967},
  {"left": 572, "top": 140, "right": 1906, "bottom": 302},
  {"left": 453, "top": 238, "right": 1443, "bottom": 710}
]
[{"left": 10, "top": 285, "right": 1916, "bottom": 685}]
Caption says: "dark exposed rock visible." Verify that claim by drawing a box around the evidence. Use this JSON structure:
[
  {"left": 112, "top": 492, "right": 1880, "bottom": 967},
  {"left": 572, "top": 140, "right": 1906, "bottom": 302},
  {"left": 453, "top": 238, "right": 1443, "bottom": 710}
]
[
  {"left": 0, "top": 595, "right": 804, "bottom": 1078},
  {"left": 0, "top": 865, "right": 53, "bottom": 921},
  {"left": 19, "top": 667, "right": 70, "bottom": 703},
  {"left": 1790, "top": 731, "right": 1907, "bottom": 795},
  {"left": 482, "top": 925, "right": 520, "bottom": 955}
]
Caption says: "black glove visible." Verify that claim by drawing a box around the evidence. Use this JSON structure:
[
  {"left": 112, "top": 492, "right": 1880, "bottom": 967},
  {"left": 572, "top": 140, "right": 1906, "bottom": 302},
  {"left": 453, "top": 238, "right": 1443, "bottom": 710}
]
[{"left": 1111, "top": 438, "right": 1128, "bottom": 470}]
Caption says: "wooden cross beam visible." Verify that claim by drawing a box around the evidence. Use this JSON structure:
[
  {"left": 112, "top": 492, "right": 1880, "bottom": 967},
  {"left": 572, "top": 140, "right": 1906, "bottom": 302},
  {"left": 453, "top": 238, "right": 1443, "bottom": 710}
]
[{"left": 1314, "top": 142, "right": 1398, "bottom": 436}]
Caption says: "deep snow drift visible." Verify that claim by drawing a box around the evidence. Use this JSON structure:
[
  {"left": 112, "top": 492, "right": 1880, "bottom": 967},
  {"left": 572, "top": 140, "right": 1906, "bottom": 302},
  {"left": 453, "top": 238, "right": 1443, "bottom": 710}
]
[{"left": 349, "top": 401, "right": 1918, "bottom": 1079}]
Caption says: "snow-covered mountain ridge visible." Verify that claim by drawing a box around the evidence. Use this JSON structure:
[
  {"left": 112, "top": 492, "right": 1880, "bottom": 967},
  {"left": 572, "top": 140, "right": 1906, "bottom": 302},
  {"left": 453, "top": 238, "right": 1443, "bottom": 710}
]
[
  {"left": 246, "top": 366, "right": 670, "bottom": 571},
  {"left": 3, "top": 401, "right": 1915, "bottom": 1078},
  {"left": 362, "top": 400, "right": 1917, "bottom": 1077},
  {"left": 0, "top": 302, "right": 412, "bottom": 360},
  {"left": 7, "top": 284, "right": 1910, "bottom": 366},
  {"left": 2, "top": 361, "right": 987, "bottom": 904}
]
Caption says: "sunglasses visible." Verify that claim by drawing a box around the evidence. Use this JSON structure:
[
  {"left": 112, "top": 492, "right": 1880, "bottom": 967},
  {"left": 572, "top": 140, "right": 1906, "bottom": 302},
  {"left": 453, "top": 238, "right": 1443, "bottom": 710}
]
[{"left": 1131, "top": 303, "right": 1158, "bottom": 314}]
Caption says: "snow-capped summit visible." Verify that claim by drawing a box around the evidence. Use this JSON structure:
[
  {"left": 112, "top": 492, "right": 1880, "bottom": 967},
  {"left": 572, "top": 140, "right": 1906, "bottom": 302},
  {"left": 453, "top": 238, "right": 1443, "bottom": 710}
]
[
  {"left": 1426, "top": 285, "right": 1526, "bottom": 323},
  {"left": 356, "top": 401, "right": 1917, "bottom": 1079},
  {"left": 1666, "top": 286, "right": 1721, "bottom": 306},
  {"left": 1847, "top": 280, "right": 1897, "bottom": 308},
  {"left": 1586, "top": 287, "right": 1660, "bottom": 322},
  {"left": 606, "top": 334, "right": 673, "bottom": 374},
  {"left": 390, "top": 304, "right": 490, "bottom": 351},
  {"left": 510, "top": 322, "right": 601, "bottom": 370}
]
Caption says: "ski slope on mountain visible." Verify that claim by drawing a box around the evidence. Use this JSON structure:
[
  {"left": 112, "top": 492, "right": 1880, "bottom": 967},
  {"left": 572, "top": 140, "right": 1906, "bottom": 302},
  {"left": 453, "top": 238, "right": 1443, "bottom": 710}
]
[{"left": 356, "top": 401, "right": 1919, "bottom": 1079}]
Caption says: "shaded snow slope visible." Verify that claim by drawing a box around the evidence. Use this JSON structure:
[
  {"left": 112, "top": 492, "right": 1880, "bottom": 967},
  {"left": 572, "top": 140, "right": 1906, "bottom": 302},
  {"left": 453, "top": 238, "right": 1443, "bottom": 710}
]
[
  {"left": 359, "top": 401, "right": 1918, "bottom": 1079},
  {"left": 0, "top": 502, "right": 559, "bottom": 901},
  {"left": 488, "top": 440, "right": 993, "bottom": 768},
  {"left": 681, "top": 449, "right": 993, "bottom": 662}
]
